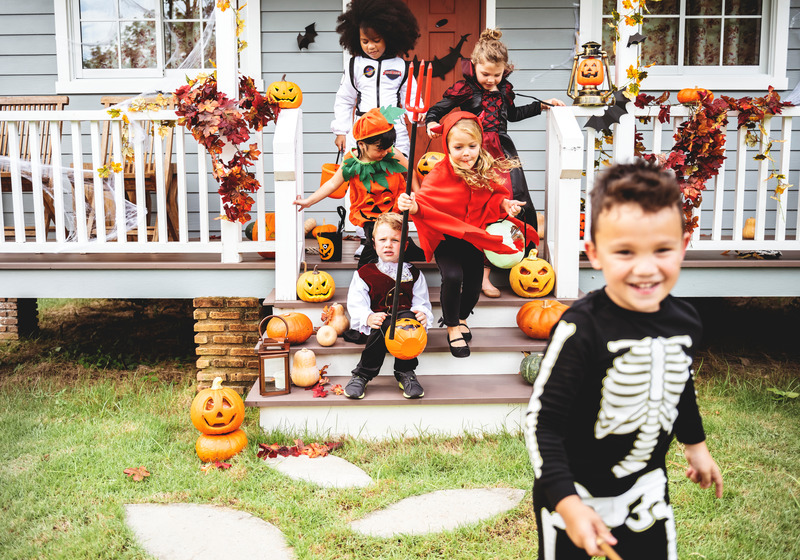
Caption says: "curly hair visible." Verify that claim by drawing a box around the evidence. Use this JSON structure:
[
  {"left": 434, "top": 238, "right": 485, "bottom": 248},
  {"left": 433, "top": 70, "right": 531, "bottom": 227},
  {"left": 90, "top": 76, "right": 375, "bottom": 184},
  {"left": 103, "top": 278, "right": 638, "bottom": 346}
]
[
  {"left": 336, "top": 0, "right": 420, "bottom": 57},
  {"left": 446, "top": 119, "right": 520, "bottom": 191},
  {"left": 471, "top": 28, "right": 513, "bottom": 71}
]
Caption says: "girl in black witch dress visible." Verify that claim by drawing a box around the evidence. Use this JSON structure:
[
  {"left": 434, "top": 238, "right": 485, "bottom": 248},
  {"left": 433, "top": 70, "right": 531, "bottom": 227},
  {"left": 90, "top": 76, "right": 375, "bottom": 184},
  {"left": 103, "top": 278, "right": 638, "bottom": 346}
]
[{"left": 425, "top": 28, "right": 564, "bottom": 297}]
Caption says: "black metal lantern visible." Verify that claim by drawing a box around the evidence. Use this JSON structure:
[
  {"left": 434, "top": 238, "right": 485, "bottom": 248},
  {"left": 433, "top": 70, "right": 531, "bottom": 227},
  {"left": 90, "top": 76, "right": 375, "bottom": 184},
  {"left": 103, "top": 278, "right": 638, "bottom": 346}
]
[
  {"left": 567, "top": 41, "right": 613, "bottom": 107},
  {"left": 255, "top": 315, "right": 291, "bottom": 397}
]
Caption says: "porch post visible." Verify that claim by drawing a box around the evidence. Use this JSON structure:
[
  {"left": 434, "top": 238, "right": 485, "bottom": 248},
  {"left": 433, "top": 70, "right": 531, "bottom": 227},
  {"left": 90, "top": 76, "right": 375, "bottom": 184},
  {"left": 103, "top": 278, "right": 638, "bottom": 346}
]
[
  {"left": 215, "top": 1, "right": 243, "bottom": 263},
  {"left": 612, "top": 0, "right": 636, "bottom": 164}
]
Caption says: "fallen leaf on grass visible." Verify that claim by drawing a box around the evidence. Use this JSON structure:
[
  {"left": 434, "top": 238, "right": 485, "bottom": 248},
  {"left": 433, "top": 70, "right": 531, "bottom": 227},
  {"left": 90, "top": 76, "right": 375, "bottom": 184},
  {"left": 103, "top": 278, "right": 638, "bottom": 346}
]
[
  {"left": 123, "top": 466, "right": 151, "bottom": 481},
  {"left": 200, "top": 461, "right": 232, "bottom": 473},
  {"left": 257, "top": 439, "right": 342, "bottom": 460}
]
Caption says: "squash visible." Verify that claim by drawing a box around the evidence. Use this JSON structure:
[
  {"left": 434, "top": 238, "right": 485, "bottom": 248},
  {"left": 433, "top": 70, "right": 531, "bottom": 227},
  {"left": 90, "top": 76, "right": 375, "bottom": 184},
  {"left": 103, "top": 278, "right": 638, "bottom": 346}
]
[
  {"left": 195, "top": 429, "right": 248, "bottom": 462},
  {"left": 509, "top": 248, "right": 555, "bottom": 298},
  {"left": 315, "top": 325, "right": 338, "bottom": 347},
  {"left": 266, "top": 74, "right": 303, "bottom": 109},
  {"left": 312, "top": 220, "right": 337, "bottom": 239},
  {"left": 265, "top": 312, "right": 313, "bottom": 345},
  {"left": 520, "top": 353, "right": 543, "bottom": 385},
  {"left": 742, "top": 217, "right": 756, "bottom": 240},
  {"left": 291, "top": 348, "right": 320, "bottom": 387},
  {"left": 304, "top": 218, "right": 317, "bottom": 238},
  {"left": 321, "top": 303, "right": 350, "bottom": 335},
  {"left": 296, "top": 262, "right": 335, "bottom": 302},
  {"left": 384, "top": 317, "right": 427, "bottom": 360},
  {"left": 516, "top": 300, "right": 569, "bottom": 340},
  {"left": 677, "top": 87, "right": 713, "bottom": 105},
  {"left": 190, "top": 377, "right": 245, "bottom": 435}
]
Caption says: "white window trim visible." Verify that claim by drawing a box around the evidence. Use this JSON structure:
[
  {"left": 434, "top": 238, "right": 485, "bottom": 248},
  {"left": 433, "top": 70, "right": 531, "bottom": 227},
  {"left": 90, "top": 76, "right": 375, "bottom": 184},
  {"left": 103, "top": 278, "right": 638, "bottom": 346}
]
[
  {"left": 579, "top": 0, "right": 788, "bottom": 91},
  {"left": 54, "top": 0, "right": 263, "bottom": 94}
]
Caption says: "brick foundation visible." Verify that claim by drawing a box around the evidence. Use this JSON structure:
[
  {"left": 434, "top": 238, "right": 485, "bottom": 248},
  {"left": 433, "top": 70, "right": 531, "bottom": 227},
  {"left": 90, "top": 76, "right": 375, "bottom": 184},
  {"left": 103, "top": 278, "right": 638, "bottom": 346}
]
[
  {"left": 193, "top": 297, "right": 262, "bottom": 394},
  {"left": 0, "top": 298, "right": 38, "bottom": 341}
]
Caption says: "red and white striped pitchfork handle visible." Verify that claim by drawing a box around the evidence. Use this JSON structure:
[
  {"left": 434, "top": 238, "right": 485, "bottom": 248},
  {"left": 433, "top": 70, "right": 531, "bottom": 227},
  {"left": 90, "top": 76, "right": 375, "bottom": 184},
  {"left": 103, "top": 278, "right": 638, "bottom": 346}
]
[{"left": 388, "top": 61, "right": 432, "bottom": 340}]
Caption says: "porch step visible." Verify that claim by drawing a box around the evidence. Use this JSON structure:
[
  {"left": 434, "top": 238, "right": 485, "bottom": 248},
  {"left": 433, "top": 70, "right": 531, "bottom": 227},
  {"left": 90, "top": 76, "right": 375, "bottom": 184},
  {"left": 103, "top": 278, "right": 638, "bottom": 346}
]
[{"left": 244, "top": 374, "right": 534, "bottom": 440}]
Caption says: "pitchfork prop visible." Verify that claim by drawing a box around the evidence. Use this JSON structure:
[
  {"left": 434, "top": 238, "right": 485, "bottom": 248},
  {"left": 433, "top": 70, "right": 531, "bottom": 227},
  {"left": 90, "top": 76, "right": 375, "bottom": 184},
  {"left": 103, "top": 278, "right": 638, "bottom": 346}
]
[{"left": 388, "top": 61, "right": 432, "bottom": 340}]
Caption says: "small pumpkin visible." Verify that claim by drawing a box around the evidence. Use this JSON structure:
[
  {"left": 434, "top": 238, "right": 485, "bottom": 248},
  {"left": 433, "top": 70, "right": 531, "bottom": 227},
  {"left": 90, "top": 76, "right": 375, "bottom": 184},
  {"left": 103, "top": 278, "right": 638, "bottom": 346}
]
[
  {"left": 510, "top": 248, "right": 555, "bottom": 298},
  {"left": 385, "top": 317, "right": 427, "bottom": 360},
  {"left": 265, "top": 312, "right": 313, "bottom": 344},
  {"left": 516, "top": 300, "right": 569, "bottom": 340},
  {"left": 579, "top": 212, "right": 585, "bottom": 240},
  {"left": 296, "top": 262, "right": 335, "bottom": 302},
  {"left": 316, "top": 325, "right": 338, "bottom": 347},
  {"left": 577, "top": 57, "right": 604, "bottom": 87},
  {"left": 417, "top": 151, "right": 445, "bottom": 177},
  {"left": 196, "top": 429, "right": 248, "bottom": 462},
  {"left": 520, "top": 353, "right": 544, "bottom": 385},
  {"left": 267, "top": 74, "right": 303, "bottom": 108},
  {"left": 321, "top": 303, "right": 350, "bottom": 335},
  {"left": 304, "top": 218, "right": 317, "bottom": 238},
  {"left": 677, "top": 87, "right": 713, "bottom": 105},
  {"left": 291, "top": 348, "right": 320, "bottom": 387},
  {"left": 248, "top": 212, "right": 276, "bottom": 241},
  {"left": 742, "top": 217, "right": 756, "bottom": 240},
  {"left": 312, "top": 220, "right": 337, "bottom": 239},
  {"left": 190, "top": 377, "right": 245, "bottom": 435}
]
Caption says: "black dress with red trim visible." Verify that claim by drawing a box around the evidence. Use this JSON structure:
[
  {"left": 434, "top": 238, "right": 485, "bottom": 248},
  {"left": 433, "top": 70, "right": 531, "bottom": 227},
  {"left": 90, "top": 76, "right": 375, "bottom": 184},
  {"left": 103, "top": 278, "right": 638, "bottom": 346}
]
[{"left": 425, "top": 59, "right": 542, "bottom": 229}]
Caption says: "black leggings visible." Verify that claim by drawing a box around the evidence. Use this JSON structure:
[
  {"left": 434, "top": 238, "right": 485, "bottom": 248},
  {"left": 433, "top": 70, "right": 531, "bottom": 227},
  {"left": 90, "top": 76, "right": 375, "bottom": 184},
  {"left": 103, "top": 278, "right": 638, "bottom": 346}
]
[{"left": 434, "top": 236, "right": 484, "bottom": 327}]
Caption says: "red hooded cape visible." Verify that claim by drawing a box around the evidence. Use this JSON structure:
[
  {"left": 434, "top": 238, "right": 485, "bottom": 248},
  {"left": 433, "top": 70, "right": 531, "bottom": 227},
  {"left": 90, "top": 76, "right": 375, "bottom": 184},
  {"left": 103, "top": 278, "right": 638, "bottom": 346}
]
[{"left": 411, "top": 112, "right": 539, "bottom": 261}]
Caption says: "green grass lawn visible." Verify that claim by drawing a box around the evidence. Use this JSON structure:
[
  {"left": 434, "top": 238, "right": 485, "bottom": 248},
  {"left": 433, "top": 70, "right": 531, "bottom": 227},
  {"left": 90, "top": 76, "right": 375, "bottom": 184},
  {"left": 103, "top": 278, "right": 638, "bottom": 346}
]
[{"left": 0, "top": 299, "right": 798, "bottom": 559}]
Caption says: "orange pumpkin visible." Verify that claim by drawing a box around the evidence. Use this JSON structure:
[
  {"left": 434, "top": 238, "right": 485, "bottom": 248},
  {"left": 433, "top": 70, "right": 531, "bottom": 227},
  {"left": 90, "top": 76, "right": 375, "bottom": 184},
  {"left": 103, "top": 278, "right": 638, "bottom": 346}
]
[
  {"left": 577, "top": 57, "right": 604, "bottom": 87},
  {"left": 579, "top": 212, "right": 585, "bottom": 239},
  {"left": 190, "top": 377, "right": 245, "bottom": 435},
  {"left": 265, "top": 312, "right": 313, "bottom": 345},
  {"left": 311, "top": 221, "right": 337, "bottom": 239},
  {"left": 509, "top": 248, "right": 556, "bottom": 298},
  {"left": 385, "top": 317, "right": 427, "bottom": 360},
  {"left": 196, "top": 429, "right": 248, "bottom": 462},
  {"left": 249, "top": 213, "right": 276, "bottom": 241},
  {"left": 296, "top": 262, "right": 335, "bottom": 302},
  {"left": 267, "top": 74, "right": 303, "bottom": 108},
  {"left": 516, "top": 300, "right": 570, "bottom": 340},
  {"left": 677, "top": 87, "right": 713, "bottom": 105}
]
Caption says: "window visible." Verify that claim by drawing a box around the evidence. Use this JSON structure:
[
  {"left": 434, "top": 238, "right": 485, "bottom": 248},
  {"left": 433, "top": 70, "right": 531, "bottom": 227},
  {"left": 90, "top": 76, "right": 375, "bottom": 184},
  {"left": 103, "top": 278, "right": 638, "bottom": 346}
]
[
  {"left": 581, "top": 0, "right": 788, "bottom": 90},
  {"left": 55, "top": 0, "right": 262, "bottom": 93}
]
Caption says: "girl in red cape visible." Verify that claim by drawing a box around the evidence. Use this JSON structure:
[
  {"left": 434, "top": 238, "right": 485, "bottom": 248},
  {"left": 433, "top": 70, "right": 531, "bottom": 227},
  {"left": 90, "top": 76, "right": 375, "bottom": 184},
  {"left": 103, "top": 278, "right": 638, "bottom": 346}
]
[{"left": 398, "top": 111, "right": 538, "bottom": 357}]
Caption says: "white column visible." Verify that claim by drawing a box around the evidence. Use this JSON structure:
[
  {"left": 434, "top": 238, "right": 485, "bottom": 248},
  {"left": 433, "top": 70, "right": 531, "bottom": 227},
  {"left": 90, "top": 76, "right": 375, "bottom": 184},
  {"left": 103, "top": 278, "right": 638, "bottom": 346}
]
[{"left": 612, "top": 0, "right": 636, "bottom": 164}]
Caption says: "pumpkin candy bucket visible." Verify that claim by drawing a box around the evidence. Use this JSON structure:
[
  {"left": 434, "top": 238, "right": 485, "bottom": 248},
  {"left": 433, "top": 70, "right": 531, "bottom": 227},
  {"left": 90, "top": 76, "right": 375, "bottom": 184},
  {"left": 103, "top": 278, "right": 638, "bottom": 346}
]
[
  {"left": 322, "top": 151, "right": 347, "bottom": 199},
  {"left": 317, "top": 206, "right": 346, "bottom": 262}
]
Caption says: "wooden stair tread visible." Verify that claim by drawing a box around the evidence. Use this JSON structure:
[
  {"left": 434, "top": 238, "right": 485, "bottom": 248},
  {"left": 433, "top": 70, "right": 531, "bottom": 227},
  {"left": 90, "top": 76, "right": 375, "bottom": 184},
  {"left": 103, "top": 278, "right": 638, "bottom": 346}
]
[{"left": 245, "top": 374, "right": 534, "bottom": 407}]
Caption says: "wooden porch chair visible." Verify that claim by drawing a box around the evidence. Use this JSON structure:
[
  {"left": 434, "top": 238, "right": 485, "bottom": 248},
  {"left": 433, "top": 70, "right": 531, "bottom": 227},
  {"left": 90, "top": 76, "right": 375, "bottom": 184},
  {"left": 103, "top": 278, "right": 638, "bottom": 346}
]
[
  {"left": 98, "top": 95, "right": 178, "bottom": 241},
  {"left": 0, "top": 95, "right": 70, "bottom": 239}
]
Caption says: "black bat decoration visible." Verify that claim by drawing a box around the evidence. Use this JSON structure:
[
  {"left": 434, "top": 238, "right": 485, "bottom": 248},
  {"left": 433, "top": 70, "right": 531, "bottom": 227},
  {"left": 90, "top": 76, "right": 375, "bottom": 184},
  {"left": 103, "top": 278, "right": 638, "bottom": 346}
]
[
  {"left": 627, "top": 32, "right": 647, "bottom": 47},
  {"left": 584, "top": 90, "right": 631, "bottom": 133},
  {"left": 430, "top": 33, "right": 470, "bottom": 79},
  {"left": 297, "top": 23, "right": 318, "bottom": 50}
]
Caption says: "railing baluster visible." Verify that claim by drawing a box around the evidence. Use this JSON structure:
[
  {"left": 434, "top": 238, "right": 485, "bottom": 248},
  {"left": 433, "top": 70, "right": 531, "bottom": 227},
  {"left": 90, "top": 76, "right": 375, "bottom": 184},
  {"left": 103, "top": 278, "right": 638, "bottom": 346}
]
[
  {"left": 175, "top": 125, "right": 188, "bottom": 242},
  {"left": 776, "top": 115, "right": 791, "bottom": 242},
  {"left": 153, "top": 130, "right": 167, "bottom": 242},
  {"left": 755, "top": 115, "right": 771, "bottom": 242},
  {"left": 89, "top": 120, "right": 106, "bottom": 242},
  {"left": 110, "top": 120, "right": 126, "bottom": 243},
  {"left": 132, "top": 125, "right": 147, "bottom": 241},
  {"left": 28, "top": 122, "right": 47, "bottom": 243},
  {"left": 197, "top": 144, "right": 210, "bottom": 243},
  {"left": 254, "top": 129, "right": 266, "bottom": 242},
  {"left": 70, "top": 121, "right": 88, "bottom": 243},
  {"left": 8, "top": 122, "right": 25, "bottom": 242},
  {"left": 50, "top": 121, "right": 66, "bottom": 244},
  {"left": 733, "top": 126, "right": 748, "bottom": 241},
  {"left": 711, "top": 122, "right": 728, "bottom": 242}
]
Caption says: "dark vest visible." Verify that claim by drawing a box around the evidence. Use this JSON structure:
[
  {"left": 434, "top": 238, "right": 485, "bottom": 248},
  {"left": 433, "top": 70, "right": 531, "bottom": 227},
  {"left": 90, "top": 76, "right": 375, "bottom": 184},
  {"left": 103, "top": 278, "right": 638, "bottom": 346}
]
[{"left": 357, "top": 263, "right": 419, "bottom": 314}]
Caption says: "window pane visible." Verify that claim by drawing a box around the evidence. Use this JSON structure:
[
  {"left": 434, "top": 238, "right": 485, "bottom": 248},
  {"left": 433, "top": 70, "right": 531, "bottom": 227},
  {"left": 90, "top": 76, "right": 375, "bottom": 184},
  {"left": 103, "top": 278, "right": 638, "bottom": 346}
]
[
  {"left": 81, "top": 22, "right": 119, "bottom": 69},
  {"left": 723, "top": 18, "right": 760, "bottom": 65},
  {"left": 601, "top": 20, "right": 616, "bottom": 66},
  {"left": 685, "top": 18, "right": 721, "bottom": 65},
  {"left": 164, "top": 21, "right": 200, "bottom": 69},
  {"left": 79, "top": 0, "right": 117, "bottom": 20},
  {"left": 726, "top": 0, "right": 761, "bottom": 16},
  {"left": 120, "top": 0, "right": 156, "bottom": 19},
  {"left": 203, "top": 22, "right": 216, "bottom": 68},
  {"left": 647, "top": 0, "right": 679, "bottom": 16},
  {"left": 642, "top": 17, "right": 679, "bottom": 66},
  {"left": 120, "top": 20, "right": 157, "bottom": 68},
  {"left": 687, "top": 0, "right": 721, "bottom": 16},
  {"left": 602, "top": 0, "right": 615, "bottom": 14},
  {"left": 163, "top": 0, "right": 201, "bottom": 20},
  {"left": 202, "top": 0, "right": 214, "bottom": 18}
]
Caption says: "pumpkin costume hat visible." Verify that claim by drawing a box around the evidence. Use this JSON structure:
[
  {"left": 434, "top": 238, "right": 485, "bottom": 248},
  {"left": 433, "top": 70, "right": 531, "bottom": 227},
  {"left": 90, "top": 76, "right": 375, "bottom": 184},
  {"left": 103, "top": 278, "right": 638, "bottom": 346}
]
[{"left": 352, "top": 106, "right": 403, "bottom": 140}]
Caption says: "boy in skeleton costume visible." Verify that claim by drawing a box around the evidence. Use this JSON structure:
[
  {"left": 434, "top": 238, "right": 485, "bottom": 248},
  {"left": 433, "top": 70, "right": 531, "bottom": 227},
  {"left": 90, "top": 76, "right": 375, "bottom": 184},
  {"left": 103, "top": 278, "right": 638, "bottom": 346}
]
[{"left": 524, "top": 160, "right": 723, "bottom": 559}]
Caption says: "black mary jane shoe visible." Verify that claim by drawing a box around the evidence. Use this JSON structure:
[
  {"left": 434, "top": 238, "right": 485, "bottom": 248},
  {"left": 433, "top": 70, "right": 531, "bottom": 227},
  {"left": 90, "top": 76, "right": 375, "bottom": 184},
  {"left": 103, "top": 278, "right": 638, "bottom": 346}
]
[
  {"left": 447, "top": 334, "right": 471, "bottom": 358},
  {"left": 458, "top": 323, "right": 472, "bottom": 342}
]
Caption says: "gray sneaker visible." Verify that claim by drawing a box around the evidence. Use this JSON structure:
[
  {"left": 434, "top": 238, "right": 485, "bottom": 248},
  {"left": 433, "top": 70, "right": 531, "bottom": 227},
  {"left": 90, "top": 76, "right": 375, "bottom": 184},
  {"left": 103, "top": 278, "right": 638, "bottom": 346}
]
[
  {"left": 344, "top": 375, "right": 368, "bottom": 399},
  {"left": 395, "top": 371, "right": 424, "bottom": 399}
]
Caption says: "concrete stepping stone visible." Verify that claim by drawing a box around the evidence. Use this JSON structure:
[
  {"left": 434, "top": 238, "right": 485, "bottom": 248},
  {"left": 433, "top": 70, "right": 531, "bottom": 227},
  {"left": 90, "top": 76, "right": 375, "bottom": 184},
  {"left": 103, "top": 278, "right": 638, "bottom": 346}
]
[
  {"left": 263, "top": 454, "right": 373, "bottom": 488},
  {"left": 125, "top": 503, "right": 294, "bottom": 560},
  {"left": 349, "top": 487, "right": 526, "bottom": 537}
]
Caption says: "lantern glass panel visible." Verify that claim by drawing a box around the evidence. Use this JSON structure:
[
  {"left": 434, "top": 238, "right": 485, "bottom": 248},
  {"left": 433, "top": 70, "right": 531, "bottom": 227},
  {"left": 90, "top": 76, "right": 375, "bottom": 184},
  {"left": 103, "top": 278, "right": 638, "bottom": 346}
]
[{"left": 262, "top": 356, "right": 286, "bottom": 390}]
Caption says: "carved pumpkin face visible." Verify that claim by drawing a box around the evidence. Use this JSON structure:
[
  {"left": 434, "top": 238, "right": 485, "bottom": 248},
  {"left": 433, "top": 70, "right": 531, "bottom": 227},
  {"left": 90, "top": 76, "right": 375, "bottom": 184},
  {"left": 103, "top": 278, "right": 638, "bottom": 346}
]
[
  {"left": 296, "top": 265, "right": 335, "bottom": 302},
  {"left": 317, "top": 233, "right": 335, "bottom": 261},
  {"left": 384, "top": 317, "right": 427, "bottom": 360},
  {"left": 510, "top": 248, "right": 555, "bottom": 298},
  {"left": 417, "top": 151, "right": 445, "bottom": 177},
  {"left": 267, "top": 76, "right": 303, "bottom": 108},
  {"left": 577, "top": 58, "right": 603, "bottom": 87},
  {"left": 190, "top": 377, "right": 245, "bottom": 435}
]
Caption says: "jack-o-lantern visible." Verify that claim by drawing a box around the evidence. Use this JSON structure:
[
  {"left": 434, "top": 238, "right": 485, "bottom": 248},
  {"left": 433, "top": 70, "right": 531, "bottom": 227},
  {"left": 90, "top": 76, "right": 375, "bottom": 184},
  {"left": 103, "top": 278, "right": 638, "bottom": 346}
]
[
  {"left": 417, "top": 151, "right": 445, "bottom": 177},
  {"left": 190, "top": 377, "right": 245, "bottom": 436},
  {"left": 296, "top": 262, "right": 335, "bottom": 302},
  {"left": 267, "top": 74, "right": 303, "bottom": 108},
  {"left": 484, "top": 219, "right": 526, "bottom": 269},
  {"left": 577, "top": 57, "right": 604, "bottom": 87},
  {"left": 385, "top": 317, "right": 427, "bottom": 360},
  {"left": 510, "top": 248, "right": 555, "bottom": 298}
]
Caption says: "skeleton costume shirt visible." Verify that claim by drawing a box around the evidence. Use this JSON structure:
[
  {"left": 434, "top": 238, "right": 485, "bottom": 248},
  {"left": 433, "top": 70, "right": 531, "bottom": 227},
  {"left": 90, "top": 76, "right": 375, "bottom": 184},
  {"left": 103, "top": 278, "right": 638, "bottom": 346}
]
[{"left": 524, "top": 288, "right": 706, "bottom": 560}]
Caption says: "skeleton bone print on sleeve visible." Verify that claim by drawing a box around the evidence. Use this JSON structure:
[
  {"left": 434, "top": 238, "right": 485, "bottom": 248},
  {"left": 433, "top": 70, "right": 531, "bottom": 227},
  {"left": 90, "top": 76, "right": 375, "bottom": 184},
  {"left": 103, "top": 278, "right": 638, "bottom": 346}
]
[{"left": 595, "top": 335, "right": 693, "bottom": 478}]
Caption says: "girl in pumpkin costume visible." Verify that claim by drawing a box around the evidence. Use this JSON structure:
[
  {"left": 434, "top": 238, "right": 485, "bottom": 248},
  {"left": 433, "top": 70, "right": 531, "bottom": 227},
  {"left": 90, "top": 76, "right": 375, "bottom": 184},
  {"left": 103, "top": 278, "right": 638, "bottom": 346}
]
[
  {"left": 294, "top": 107, "right": 424, "bottom": 267},
  {"left": 398, "top": 111, "right": 538, "bottom": 357},
  {"left": 425, "top": 29, "right": 564, "bottom": 297}
]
